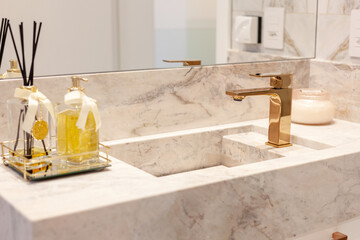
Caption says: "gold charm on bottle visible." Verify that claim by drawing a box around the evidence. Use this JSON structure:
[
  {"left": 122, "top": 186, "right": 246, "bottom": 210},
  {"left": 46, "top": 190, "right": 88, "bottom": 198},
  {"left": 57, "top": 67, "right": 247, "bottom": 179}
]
[{"left": 32, "top": 104, "right": 49, "bottom": 141}]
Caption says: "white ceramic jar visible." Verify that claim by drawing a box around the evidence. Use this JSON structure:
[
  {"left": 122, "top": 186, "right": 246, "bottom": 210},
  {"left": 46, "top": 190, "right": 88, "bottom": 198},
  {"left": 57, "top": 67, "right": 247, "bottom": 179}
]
[{"left": 292, "top": 89, "right": 335, "bottom": 125}]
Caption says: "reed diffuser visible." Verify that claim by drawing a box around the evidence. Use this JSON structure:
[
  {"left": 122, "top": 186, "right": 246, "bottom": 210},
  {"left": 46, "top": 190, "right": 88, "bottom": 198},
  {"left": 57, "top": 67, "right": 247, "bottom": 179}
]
[
  {"left": 7, "top": 21, "right": 55, "bottom": 160},
  {"left": 0, "top": 18, "right": 10, "bottom": 75}
]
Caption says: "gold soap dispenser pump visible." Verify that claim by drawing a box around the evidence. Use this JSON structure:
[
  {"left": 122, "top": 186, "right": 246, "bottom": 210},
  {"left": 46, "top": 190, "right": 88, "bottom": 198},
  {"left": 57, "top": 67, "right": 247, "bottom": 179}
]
[{"left": 56, "top": 76, "right": 101, "bottom": 165}]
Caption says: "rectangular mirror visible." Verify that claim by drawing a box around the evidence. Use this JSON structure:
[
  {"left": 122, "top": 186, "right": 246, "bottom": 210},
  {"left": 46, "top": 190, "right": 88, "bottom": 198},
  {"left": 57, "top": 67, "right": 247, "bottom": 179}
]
[{"left": 0, "top": 0, "right": 318, "bottom": 78}]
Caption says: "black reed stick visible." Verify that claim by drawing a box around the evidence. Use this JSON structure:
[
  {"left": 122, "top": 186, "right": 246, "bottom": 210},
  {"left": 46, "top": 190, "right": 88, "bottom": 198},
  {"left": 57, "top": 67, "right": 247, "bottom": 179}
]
[
  {"left": 29, "top": 21, "right": 36, "bottom": 86},
  {"left": 0, "top": 19, "right": 6, "bottom": 65},
  {"left": 13, "top": 109, "right": 24, "bottom": 152},
  {"left": 19, "top": 23, "right": 27, "bottom": 85},
  {"left": 8, "top": 21, "right": 45, "bottom": 159},
  {"left": 8, "top": 24, "right": 26, "bottom": 85},
  {"left": 0, "top": 19, "right": 4, "bottom": 46},
  {"left": 32, "top": 22, "right": 42, "bottom": 84},
  {"left": 0, "top": 20, "right": 9, "bottom": 57},
  {"left": 0, "top": 18, "right": 9, "bottom": 70},
  {"left": 0, "top": 18, "right": 5, "bottom": 47},
  {"left": 9, "top": 21, "right": 42, "bottom": 86},
  {"left": 29, "top": 22, "right": 42, "bottom": 85}
]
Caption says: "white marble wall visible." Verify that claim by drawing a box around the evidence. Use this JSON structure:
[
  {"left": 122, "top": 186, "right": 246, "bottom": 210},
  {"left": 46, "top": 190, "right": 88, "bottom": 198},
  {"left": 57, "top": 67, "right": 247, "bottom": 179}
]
[
  {"left": 304, "top": 1, "right": 360, "bottom": 124},
  {"left": 317, "top": 0, "right": 360, "bottom": 64},
  {"left": 232, "top": 0, "right": 317, "bottom": 16},
  {"left": 0, "top": 60, "right": 309, "bottom": 143},
  {"left": 310, "top": 60, "right": 360, "bottom": 123},
  {"left": 230, "top": 0, "right": 317, "bottom": 62},
  {"left": 232, "top": 0, "right": 360, "bottom": 64}
]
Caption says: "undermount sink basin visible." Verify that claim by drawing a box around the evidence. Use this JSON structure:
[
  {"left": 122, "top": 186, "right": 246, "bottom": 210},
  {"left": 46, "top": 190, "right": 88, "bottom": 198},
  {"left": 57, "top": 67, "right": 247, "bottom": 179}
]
[{"left": 107, "top": 124, "right": 333, "bottom": 177}]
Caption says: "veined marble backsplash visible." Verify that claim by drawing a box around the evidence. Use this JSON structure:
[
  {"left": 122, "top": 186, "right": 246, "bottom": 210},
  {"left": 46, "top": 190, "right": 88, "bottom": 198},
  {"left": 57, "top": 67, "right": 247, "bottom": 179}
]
[
  {"left": 310, "top": 59, "right": 360, "bottom": 123},
  {"left": 228, "top": 49, "right": 295, "bottom": 63},
  {"left": 0, "top": 60, "right": 309, "bottom": 142},
  {"left": 231, "top": 0, "right": 317, "bottom": 62},
  {"left": 317, "top": 0, "right": 360, "bottom": 64},
  {"left": 231, "top": 0, "right": 360, "bottom": 64},
  {"left": 319, "top": 0, "right": 360, "bottom": 15}
]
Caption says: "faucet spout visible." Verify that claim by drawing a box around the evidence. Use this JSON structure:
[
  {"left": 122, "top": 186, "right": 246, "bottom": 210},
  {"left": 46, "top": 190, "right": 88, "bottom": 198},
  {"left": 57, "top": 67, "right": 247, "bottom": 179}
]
[
  {"left": 227, "top": 87, "right": 274, "bottom": 97},
  {"left": 226, "top": 74, "right": 293, "bottom": 148}
]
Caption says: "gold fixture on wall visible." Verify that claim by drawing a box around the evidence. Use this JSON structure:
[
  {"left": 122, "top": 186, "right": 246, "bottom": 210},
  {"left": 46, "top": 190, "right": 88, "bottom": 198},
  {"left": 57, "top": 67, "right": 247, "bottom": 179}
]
[
  {"left": 332, "top": 232, "right": 348, "bottom": 240},
  {"left": 163, "top": 59, "right": 201, "bottom": 66}
]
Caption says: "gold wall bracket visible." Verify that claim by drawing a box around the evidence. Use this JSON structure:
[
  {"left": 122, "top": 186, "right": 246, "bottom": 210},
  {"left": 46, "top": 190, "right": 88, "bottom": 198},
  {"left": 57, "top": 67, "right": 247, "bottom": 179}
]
[
  {"left": 163, "top": 59, "right": 201, "bottom": 66},
  {"left": 332, "top": 232, "right": 347, "bottom": 240}
]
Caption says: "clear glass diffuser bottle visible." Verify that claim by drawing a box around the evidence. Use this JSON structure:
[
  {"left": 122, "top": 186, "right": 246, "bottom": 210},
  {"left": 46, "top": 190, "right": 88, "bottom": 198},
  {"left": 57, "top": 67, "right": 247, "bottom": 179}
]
[{"left": 7, "top": 86, "right": 53, "bottom": 160}]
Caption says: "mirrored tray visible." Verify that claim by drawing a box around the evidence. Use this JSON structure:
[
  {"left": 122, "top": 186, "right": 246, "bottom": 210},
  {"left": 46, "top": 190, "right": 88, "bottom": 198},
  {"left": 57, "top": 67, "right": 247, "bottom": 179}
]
[{"left": 1, "top": 140, "right": 111, "bottom": 181}]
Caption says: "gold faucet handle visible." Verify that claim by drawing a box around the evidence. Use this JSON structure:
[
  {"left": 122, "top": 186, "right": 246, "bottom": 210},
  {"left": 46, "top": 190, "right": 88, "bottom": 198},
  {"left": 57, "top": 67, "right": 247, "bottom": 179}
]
[
  {"left": 163, "top": 59, "right": 201, "bottom": 66},
  {"left": 249, "top": 73, "right": 292, "bottom": 89}
]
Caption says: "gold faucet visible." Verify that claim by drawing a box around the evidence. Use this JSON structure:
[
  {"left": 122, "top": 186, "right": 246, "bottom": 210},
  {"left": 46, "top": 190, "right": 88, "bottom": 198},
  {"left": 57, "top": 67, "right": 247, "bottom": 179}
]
[{"left": 226, "top": 73, "right": 293, "bottom": 148}]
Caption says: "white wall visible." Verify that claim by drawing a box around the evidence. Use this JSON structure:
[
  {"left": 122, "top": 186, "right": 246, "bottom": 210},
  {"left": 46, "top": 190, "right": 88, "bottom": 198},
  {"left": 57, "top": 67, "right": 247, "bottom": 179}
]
[
  {"left": 0, "top": 0, "right": 116, "bottom": 77},
  {"left": 118, "top": 0, "right": 155, "bottom": 71},
  {"left": 154, "top": 0, "right": 217, "bottom": 68},
  {"left": 216, "top": 0, "right": 232, "bottom": 64},
  {"left": 154, "top": 0, "right": 186, "bottom": 68},
  {"left": 118, "top": 0, "right": 217, "bottom": 70}
]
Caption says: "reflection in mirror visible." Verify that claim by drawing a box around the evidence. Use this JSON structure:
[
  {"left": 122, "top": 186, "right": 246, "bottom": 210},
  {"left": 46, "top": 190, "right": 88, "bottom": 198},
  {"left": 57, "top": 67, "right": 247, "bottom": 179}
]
[
  {"left": 0, "top": 0, "right": 317, "bottom": 78},
  {"left": 230, "top": 0, "right": 318, "bottom": 63},
  {"left": 1, "top": 0, "right": 118, "bottom": 77}
]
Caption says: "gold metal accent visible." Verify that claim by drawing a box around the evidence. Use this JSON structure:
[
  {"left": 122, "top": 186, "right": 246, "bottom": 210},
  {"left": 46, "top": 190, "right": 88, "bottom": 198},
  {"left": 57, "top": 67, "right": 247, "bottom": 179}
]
[
  {"left": 32, "top": 103, "right": 48, "bottom": 140},
  {"left": 20, "top": 85, "right": 37, "bottom": 92},
  {"left": 249, "top": 73, "right": 292, "bottom": 89},
  {"left": 233, "top": 95, "right": 245, "bottom": 101},
  {"left": 1, "top": 142, "right": 5, "bottom": 164},
  {"left": 8, "top": 60, "right": 21, "bottom": 73},
  {"left": 163, "top": 59, "right": 201, "bottom": 66},
  {"left": 12, "top": 160, "right": 52, "bottom": 174},
  {"left": 69, "top": 76, "right": 88, "bottom": 92},
  {"left": 226, "top": 73, "right": 293, "bottom": 148},
  {"left": 265, "top": 142, "right": 292, "bottom": 148},
  {"left": 32, "top": 120, "right": 48, "bottom": 140},
  {"left": 10, "top": 147, "right": 50, "bottom": 159},
  {"left": 1, "top": 139, "right": 111, "bottom": 181},
  {"left": 332, "top": 232, "right": 347, "bottom": 240}
]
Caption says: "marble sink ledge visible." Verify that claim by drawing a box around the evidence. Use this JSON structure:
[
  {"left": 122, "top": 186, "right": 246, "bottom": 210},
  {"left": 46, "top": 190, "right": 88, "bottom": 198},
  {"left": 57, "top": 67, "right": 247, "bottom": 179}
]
[{"left": 2, "top": 119, "right": 360, "bottom": 240}]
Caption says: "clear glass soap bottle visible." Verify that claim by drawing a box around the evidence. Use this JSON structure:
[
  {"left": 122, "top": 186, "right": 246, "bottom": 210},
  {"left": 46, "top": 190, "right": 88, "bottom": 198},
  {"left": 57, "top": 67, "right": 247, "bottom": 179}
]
[{"left": 56, "top": 77, "right": 100, "bottom": 165}]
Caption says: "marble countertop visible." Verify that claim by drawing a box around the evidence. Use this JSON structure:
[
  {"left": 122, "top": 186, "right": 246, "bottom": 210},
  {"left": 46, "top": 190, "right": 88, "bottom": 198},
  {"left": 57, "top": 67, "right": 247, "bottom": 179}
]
[{"left": 2, "top": 119, "right": 360, "bottom": 240}]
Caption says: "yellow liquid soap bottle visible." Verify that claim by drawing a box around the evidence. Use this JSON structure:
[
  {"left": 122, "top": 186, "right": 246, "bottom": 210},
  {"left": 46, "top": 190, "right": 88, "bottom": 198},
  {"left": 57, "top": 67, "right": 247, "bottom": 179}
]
[{"left": 56, "top": 76, "right": 101, "bottom": 165}]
